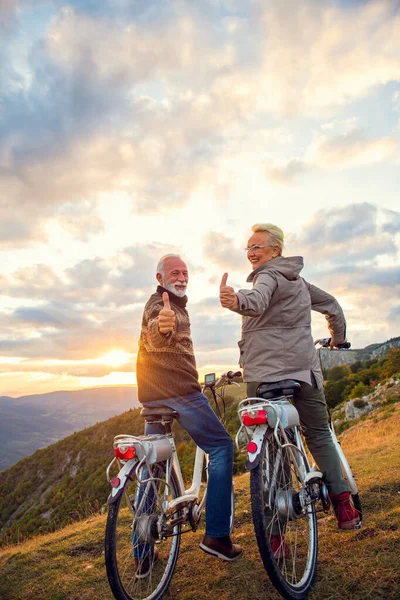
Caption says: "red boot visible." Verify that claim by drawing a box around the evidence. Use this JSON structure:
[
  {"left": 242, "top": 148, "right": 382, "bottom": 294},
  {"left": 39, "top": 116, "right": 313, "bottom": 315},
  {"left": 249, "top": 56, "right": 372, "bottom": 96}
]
[{"left": 329, "top": 492, "right": 361, "bottom": 530}]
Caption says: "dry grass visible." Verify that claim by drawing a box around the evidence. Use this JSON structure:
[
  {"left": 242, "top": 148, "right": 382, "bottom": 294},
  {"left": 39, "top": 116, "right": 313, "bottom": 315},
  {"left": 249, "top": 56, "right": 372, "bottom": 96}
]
[{"left": 1, "top": 405, "right": 399, "bottom": 600}]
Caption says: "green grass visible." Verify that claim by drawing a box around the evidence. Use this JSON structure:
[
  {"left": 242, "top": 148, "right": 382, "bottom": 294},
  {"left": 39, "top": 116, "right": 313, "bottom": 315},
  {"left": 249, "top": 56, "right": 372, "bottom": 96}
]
[{"left": 1, "top": 406, "right": 399, "bottom": 600}]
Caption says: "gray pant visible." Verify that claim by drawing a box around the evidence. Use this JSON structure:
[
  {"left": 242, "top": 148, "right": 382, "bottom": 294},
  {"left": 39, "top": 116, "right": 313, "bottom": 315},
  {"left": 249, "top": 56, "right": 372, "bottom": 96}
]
[{"left": 247, "top": 381, "right": 348, "bottom": 495}]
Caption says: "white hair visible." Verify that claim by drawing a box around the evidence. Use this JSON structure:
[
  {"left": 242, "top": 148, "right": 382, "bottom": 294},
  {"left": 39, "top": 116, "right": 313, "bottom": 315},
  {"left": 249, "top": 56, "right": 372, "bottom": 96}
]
[
  {"left": 156, "top": 254, "right": 182, "bottom": 276},
  {"left": 251, "top": 223, "right": 284, "bottom": 255}
]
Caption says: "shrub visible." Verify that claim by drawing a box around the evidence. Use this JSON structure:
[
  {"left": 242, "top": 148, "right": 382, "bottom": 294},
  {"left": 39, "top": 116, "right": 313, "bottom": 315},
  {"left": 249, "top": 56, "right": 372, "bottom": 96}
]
[
  {"left": 349, "top": 382, "right": 369, "bottom": 400},
  {"left": 326, "top": 364, "right": 351, "bottom": 381},
  {"left": 381, "top": 348, "right": 400, "bottom": 379},
  {"left": 353, "top": 399, "right": 367, "bottom": 409}
]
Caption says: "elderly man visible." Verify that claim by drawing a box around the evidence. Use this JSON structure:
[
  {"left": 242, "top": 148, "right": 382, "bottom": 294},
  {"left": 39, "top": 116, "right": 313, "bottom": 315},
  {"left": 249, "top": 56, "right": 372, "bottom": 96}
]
[{"left": 136, "top": 254, "right": 242, "bottom": 572}]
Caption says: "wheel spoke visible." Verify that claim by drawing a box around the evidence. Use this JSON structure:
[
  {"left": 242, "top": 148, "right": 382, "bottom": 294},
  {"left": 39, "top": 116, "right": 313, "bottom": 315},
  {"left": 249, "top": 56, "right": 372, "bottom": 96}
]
[
  {"left": 251, "top": 429, "right": 318, "bottom": 599},
  {"left": 105, "top": 464, "right": 181, "bottom": 600}
]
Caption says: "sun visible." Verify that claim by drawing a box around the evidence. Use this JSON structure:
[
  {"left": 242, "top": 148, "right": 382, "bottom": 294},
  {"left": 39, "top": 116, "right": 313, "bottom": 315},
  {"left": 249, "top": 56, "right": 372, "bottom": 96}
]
[{"left": 99, "top": 350, "right": 132, "bottom": 367}]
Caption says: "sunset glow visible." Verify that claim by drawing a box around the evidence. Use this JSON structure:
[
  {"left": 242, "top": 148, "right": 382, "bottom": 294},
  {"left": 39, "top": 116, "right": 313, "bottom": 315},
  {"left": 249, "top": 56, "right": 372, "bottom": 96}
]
[
  {"left": 98, "top": 350, "right": 132, "bottom": 368},
  {"left": 1, "top": 0, "right": 399, "bottom": 397}
]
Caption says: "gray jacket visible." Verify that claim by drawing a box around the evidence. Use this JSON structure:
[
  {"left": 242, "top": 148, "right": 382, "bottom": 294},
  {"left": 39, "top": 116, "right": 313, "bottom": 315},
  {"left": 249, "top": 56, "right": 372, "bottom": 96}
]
[{"left": 234, "top": 256, "right": 346, "bottom": 388}]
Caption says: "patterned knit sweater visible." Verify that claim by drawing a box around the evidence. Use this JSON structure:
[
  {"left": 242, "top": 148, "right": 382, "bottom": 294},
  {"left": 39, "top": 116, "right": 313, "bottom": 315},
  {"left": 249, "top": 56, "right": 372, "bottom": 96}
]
[{"left": 136, "top": 286, "right": 201, "bottom": 403}]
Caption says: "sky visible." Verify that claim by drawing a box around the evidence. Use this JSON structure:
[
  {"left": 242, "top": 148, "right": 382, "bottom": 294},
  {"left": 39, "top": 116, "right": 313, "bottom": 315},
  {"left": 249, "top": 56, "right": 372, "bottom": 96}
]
[{"left": 0, "top": 0, "right": 399, "bottom": 397}]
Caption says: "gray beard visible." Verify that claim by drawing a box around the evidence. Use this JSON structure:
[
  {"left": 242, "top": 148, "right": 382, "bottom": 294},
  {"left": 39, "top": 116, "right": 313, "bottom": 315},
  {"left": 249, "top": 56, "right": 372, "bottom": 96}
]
[{"left": 163, "top": 281, "right": 187, "bottom": 298}]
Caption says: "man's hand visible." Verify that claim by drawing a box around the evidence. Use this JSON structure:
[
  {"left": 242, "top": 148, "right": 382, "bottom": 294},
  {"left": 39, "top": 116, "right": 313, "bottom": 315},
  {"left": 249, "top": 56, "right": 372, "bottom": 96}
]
[
  {"left": 158, "top": 292, "right": 176, "bottom": 334},
  {"left": 220, "top": 273, "right": 238, "bottom": 310}
]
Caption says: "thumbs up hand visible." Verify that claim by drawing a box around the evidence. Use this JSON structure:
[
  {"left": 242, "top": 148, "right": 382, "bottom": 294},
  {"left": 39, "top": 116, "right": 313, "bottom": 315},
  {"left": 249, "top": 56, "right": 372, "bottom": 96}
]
[
  {"left": 158, "top": 292, "right": 176, "bottom": 334},
  {"left": 220, "top": 273, "right": 238, "bottom": 310}
]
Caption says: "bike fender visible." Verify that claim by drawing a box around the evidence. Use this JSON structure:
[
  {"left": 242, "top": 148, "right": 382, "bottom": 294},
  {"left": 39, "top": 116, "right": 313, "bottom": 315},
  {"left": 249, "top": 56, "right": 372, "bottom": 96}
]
[
  {"left": 245, "top": 455, "right": 261, "bottom": 470},
  {"left": 245, "top": 425, "right": 267, "bottom": 471},
  {"left": 107, "top": 459, "right": 137, "bottom": 505}
]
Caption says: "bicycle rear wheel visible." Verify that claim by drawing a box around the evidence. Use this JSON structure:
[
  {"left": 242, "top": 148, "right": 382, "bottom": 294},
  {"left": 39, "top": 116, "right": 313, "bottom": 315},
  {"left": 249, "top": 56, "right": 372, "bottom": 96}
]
[
  {"left": 105, "top": 463, "right": 181, "bottom": 600},
  {"left": 250, "top": 429, "right": 318, "bottom": 600}
]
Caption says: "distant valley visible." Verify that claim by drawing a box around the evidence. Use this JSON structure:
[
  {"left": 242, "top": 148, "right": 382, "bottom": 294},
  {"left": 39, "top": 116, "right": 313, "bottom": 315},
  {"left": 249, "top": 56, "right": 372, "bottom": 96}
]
[
  {"left": 0, "top": 386, "right": 139, "bottom": 471},
  {"left": 1, "top": 337, "right": 398, "bottom": 472}
]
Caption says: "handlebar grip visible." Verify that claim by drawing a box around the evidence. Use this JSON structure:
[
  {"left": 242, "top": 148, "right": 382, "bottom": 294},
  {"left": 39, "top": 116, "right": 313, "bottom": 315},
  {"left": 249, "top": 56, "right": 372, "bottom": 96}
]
[
  {"left": 227, "top": 370, "right": 242, "bottom": 379},
  {"left": 337, "top": 342, "right": 351, "bottom": 349}
]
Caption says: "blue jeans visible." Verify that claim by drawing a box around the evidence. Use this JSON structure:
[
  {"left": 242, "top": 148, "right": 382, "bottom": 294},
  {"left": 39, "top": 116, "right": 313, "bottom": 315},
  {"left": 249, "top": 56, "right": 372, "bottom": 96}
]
[{"left": 133, "top": 391, "right": 233, "bottom": 558}]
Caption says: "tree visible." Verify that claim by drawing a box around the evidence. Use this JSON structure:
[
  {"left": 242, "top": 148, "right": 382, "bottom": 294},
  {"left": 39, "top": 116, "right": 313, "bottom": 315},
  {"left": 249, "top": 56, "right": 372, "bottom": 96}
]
[
  {"left": 349, "top": 382, "right": 369, "bottom": 400},
  {"left": 324, "top": 379, "right": 349, "bottom": 408},
  {"left": 381, "top": 348, "right": 400, "bottom": 379},
  {"left": 350, "top": 360, "right": 363, "bottom": 374},
  {"left": 326, "top": 364, "right": 351, "bottom": 381}
]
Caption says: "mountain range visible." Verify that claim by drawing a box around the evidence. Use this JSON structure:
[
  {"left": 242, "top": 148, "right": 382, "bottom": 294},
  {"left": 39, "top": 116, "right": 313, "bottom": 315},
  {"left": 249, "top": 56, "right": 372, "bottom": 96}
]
[
  {"left": 1, "top": 337, "right": 398, "bottom": 472},
  {"left": 0, "top": 386, "right": 138, "bottom": 471},
  {"left": 319, "top": 336, "right": 400, "bottom": 369},
  {"left": 0, "top": 343, "right": 398, "bottom": 548}
]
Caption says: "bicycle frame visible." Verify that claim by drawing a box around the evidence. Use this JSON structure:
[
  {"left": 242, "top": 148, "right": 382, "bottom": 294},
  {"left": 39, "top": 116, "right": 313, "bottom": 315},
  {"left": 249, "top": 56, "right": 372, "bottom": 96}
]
[
  {"left": 314, "top": 338, "right": 359, "bottom": 497},
  {"left": 328, "top": 421, "right": 358, "bottom": 495},
  {"left": 236, "top": 396, "right": 325, "bottom": 512},
  {"left": 107, "top": 433, "right": 208, "bottom": 526}
]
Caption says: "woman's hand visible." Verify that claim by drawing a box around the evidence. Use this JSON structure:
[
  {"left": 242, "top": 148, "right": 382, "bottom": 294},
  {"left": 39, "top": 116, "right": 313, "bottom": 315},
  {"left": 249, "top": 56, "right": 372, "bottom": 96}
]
[{"left": 220, "top": 273, "right": 239, "bottom": 310}]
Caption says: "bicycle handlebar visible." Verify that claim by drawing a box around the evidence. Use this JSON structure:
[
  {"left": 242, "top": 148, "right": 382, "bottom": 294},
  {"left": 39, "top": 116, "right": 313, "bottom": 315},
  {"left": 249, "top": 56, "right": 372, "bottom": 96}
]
[
  {"left": 226, "top": 370, "right": 242, "bottom": 379},
  {"left": 314, "top": 337, "right": 351, "bottom": 349}
]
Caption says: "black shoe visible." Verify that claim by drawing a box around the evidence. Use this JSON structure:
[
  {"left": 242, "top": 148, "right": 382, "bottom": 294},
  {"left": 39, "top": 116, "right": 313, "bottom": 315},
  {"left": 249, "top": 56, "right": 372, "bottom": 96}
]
[
  {"left": 135, "top": 547, "right": 159, "bottom": 579},
  {"left": 199, "top": 535, "right": 243, "bottom": 561}
]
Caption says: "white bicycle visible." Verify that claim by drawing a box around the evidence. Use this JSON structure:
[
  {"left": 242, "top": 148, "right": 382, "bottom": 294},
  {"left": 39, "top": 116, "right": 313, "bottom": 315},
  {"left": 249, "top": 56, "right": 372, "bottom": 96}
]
[
  {"left": 104, "top": 371, "right": 240, "bottom": 600},
  {"left": 235, "top": 339, "right": 362, "bottom": 600}
]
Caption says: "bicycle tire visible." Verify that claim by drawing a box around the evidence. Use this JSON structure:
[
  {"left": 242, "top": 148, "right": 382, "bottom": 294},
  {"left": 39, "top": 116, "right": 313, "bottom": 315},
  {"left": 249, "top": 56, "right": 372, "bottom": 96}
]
[
  {"left": 230, "top": 485, "right": 235, "bottom": 534},
  {"left": 335, "top": 438, "right": 363, "bottom": 523},
  {"left": 351, "top": 493, "right": 362, "bottom": 522},
  {"left": 250, "top": 429, "right": 318, "bottom": 600},
  {"left": 105, "top": 463, "right": 181, "bottom": 600}
]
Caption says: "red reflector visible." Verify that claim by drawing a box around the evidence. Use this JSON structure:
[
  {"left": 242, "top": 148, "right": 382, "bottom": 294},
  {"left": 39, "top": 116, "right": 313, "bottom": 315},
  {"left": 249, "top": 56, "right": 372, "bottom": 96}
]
[
  {"left": 110, "top": 477, "right": 121, "bottom": 488},
  {"left": 242, "top": 409, "right": 267, "bottom": 426},
  {"left": 247, "top": 441, "right": 258, "bottom": 453},
  {"left": 114, "top": 445, "right": 136, "bottom": 460}
]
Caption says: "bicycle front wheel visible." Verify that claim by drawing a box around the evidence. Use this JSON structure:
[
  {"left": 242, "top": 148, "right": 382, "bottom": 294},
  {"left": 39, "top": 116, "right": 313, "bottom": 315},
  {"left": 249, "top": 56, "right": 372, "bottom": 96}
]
[
  {"left": 250, "top": 430, "right": 318, "bottom": 600},
  {"left": 105, "top": 463, "right": 181, "bottom": 600}
]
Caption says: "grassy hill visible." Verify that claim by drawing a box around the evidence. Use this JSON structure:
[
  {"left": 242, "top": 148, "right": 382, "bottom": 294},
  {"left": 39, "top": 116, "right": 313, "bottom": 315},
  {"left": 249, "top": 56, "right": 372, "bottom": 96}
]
[
  {"left": 0, "top": 384, "right": 247, "bottom": 546},
  {"left": 0, "top": 402, "right": 399, "bottom": 600},
  {"left": 1, "top": 345, "right": 399, "bottom": 547}
]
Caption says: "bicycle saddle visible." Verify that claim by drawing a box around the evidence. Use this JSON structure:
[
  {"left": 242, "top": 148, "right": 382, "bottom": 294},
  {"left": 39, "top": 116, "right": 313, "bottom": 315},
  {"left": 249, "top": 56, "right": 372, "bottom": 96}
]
[
  {"left": 140, "top": 406, "right": 179, "bottom": 422},
  {"left": 256, "top": 379, "right": 301, "bottom": 400}
]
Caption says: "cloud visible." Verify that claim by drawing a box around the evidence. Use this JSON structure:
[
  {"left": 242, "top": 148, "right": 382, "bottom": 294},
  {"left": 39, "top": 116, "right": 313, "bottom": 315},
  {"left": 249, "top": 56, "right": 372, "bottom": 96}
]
[
  {"left": 306, "top": 130, "right": 398, "bottom": 169},
  {"left": 290, "top": 204, "right": 399, "bottom": 277},
  {"left": 382, "top": 209, "right": 400, "bottom": 234},
  {"left": 266, "top": 129, "right": 399, "bottom": 184},
  {"left": 266, "top": 158, "right": 309, "bottom": 184},
  {"left": 2, "top": 1, "right": 400, "bottom": 247},
  {"left": 388, "top": 305, "right": 400, "bottom": 321},
  {"left": 0, "top": 243, "right": 189, "bottom": 362},
  {"left": 361, "top": 266, "right": 400, "bottom": 288},
  {"left": 11, "top": 305, "right": 87, "bottom": 328},
  {"left": 0, "top": 244, "right": 173, "bottom": 305},
  {"left": 393, "top": 90, "right": 400, "bottom": 112},
  {"left": 202, "top": 231, "right": 244, "bottom": 271},
  {"left": 285, "top": 203, "right": 400, "bottom": 348}
]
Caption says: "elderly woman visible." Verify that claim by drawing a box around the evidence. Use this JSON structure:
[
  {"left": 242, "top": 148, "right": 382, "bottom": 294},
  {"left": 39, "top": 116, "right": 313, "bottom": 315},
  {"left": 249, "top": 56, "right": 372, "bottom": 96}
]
[{"left": 219, "top": 223, "right": 360, "bottom": 534}]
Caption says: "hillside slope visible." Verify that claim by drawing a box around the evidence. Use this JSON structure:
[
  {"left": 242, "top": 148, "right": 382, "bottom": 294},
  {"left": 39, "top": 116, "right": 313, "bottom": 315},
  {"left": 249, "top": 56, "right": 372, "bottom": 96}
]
[
  {"left": 0, "top": 386, "right": 244, "bottom": 546},
  {"left": 0, "top": 404, "right": 399, "bottom": 600},
  {"left": 0, "top": 386, "right": 139, "bottom": 471}
]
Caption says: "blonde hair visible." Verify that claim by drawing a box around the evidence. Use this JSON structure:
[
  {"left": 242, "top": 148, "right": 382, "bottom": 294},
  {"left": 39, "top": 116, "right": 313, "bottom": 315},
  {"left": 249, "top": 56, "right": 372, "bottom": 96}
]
[{"left": 252, "top": 223, "right": 284, "bottom": 255}]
